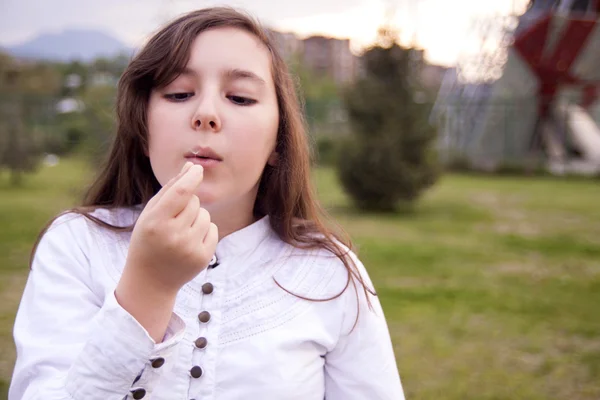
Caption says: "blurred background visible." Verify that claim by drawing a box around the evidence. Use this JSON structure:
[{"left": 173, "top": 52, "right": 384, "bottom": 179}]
[{"left": 1, "top": 0, "right": 599, "bottom": 399}]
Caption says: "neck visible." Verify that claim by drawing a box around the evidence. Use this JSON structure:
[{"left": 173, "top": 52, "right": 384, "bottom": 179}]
[
  {"left": 211, "top": 208, "right": 257, "bottom": 241},
  {"left": 205, "top": 187, "right": 259, "bottom": 241}
]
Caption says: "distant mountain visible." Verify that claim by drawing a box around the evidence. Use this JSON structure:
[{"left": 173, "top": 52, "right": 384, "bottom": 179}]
[{"left": 6, "top": 29, "right": 135, "bottom": 62}]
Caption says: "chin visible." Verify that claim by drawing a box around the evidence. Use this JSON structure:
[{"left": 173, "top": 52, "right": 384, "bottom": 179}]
[{"left": 196, "top": 190, "right": 218, "bottom": 205}]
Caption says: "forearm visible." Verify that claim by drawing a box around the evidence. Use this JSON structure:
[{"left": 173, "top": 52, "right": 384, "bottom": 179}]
[
  {"left": 11, "top": 286, "right": 185, "bottom": 400},
  {"left": 115, "top": 264, "right": 179, "bottom": 343}
]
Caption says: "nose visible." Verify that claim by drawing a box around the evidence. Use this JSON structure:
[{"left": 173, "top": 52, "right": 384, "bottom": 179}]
[{"left": 192, "top": 94, "right": 221, "bottom": 132}]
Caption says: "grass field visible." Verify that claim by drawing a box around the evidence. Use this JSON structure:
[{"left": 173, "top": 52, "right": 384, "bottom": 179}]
[{"left": 1, "top": 159, "right": 599, "bottom": 399}]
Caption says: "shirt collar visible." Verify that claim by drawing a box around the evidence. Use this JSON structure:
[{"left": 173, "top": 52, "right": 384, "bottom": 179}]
[
  {"left": 215, "top": 215, "right": 273, "bottom": 260},
  {"left": 129, "top": 206, "right": 273, "bottom": 261}
]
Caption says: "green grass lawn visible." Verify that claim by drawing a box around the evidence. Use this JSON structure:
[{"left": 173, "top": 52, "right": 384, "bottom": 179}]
[
  {"left": 1, "top": 159, "right": 599, "bottom": 399},
  {"left": 0, "top": 158, "right": 93, "bottom": 397}
]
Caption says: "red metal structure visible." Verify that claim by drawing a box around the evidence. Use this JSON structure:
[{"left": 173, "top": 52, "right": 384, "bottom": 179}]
[{"left": 433, "top": 0, "right": 600, "bottom": 174}]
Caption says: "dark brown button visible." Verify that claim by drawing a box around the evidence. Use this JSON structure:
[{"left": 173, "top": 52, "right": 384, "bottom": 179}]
[
  {"left": 190, "top": 365, "right": 203, "bottom": 378},
  {"left": 195, "top": 337, "right": 208, "bottom": 349},
  {"left": 198, "top": 311, "right": 211, "bottom": 323},
  {"left": 202, "top": 282, "right": 214, "bottom": 295},
  {"left": 151, "top": 357, "right": 165, "bottom": 368},
  {"left": 131, "top": 388, "right": 146, "bottom": 399}
]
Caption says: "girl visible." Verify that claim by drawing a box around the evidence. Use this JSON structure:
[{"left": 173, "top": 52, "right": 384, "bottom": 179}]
[{"left": 9, "top": 7, "right": 405, "bottom": 400}]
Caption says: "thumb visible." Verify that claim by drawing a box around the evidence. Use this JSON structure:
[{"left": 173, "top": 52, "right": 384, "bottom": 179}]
[{"left": 147, "top": 162, "right": 194, "bottom": 207}]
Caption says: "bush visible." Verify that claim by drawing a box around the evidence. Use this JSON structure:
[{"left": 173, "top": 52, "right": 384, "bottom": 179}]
[
  {"left": 338, "top": 135, "right": 438, "bottom": 211},
  {"left": 337, "top": 30, "right": 439, "bottom": 212},
  {"left": 315, "top": 136, "right": 340, "bottom": 166}
]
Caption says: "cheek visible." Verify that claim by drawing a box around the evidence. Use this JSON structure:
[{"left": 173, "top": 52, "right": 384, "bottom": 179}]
[
  {"left": 147, "top": 101, "right": 185, "bottom": 151},
  {"left": 146, "top": 101, "right": 183, "bottom": 184},
  {"left": 232, "top": 125, "right": 277, "bottom": 171},
  {"left": 148, "top": 103, "right": 172, "bottom": 141},
  {"left": 232, "top": 107, "right": 278, "bottom": 153}
]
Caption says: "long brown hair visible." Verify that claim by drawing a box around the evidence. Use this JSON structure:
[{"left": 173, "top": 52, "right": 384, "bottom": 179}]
[{"left": 32, "top": 7, "right": 374, "bottom": 311}]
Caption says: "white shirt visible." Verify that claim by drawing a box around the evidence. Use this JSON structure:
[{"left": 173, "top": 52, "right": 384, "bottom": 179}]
[{"left": 9, "top": 207, "right": 405, "bottom": 400}]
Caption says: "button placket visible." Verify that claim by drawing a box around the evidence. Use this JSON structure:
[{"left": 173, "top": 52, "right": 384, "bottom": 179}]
[
  {"left": 128, "top": 340, "right": 180, "bottom": 399},
  {"left": 189, "top": 257, "right": 217, "bottom": 389}
]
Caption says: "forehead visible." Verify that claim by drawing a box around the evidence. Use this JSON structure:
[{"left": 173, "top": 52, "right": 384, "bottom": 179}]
[{"left": 185, "top": 27, "right": 273, "bottom": 79}]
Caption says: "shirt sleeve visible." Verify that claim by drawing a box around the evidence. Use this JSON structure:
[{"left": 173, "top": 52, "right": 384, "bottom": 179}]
[
  {"left": 9, "top": 213, "right": 187, "bottom": 400},
  {"left": 324, "top": 252, "right": 406, "bottom": 400}
]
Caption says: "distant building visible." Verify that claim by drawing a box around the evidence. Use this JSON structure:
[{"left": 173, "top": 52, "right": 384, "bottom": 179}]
[
  {"left": 264, "top": 28, "right": 360, "bottom": 85},
  {"left": 266, "top": 29, "right": 303, "bottom": 62},
  {"left": 301, "top": 35, "right": 359, "bottom": 85}
]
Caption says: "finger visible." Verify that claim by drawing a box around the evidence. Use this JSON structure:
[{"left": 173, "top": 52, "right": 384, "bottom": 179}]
[
  {"left": 201, "top": 222, "right": 219, "bottom": 261},
  {"left": 189, "top": 207, "right": 211, "bottom": 236},
  {"left": 156, "top": 164, "right": 204, "bottom": 217},
  {"left": 175, "top": 195, "right": 201, "bottom": 227},
  {"left": 147, "top": 162, "right": 194, "bottom": 207},
  {"left": 147, "top": 161, "right": 194, "bottom": 206}
]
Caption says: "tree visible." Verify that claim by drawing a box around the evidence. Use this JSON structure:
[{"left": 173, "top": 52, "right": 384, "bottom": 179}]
[
  {"left": 0, "top": 68, "right": 39, "bottom": 185},
  {"left": 336, "top": 28, "right": 439, "bottom": 212},
  {"left": 79, "top": 83, "right": 117, "bottom": 163},
  {"left": 0, "top": 53, "right": 61, "bottom": 185},
  {"left": 288, "top": 54, "right": 341, "bottom": 130}
]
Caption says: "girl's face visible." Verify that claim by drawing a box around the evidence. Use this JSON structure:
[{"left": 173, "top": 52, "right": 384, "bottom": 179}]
[{"left": 147, "top": 27, "right": 279, "bottom": 220}]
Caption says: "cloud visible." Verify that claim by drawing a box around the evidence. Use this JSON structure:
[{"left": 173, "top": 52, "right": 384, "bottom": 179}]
[
  {"left": 0, "top": 0, "right": 531, "bottom": 65},
  {"left": 0, "top": 0, "right": 370, "bottom": 45}
]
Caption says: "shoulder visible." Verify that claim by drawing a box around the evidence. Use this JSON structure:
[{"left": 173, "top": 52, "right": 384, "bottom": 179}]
[
  {"left": 45, "top": 206, "right": 140, "bottom": 238},
  {"left": 32, "top": 206, "right": 142, "bottom": 282},
  {"left": 38, "top": 206, "right": 141, "bottom": 259},
  {"left": 87, "top": 205, "right": 142, "bottom": 228},
  {"left": 273, "top": 237, "right": 374, "bottom": 302}
]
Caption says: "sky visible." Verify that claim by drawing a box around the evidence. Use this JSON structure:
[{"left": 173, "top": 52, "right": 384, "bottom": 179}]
[{"left": 0, "top": 0, "right": 531, "bottom": 66}]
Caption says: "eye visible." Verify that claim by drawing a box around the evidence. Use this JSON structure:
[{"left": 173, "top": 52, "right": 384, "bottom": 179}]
[
  {"left": 228, "top": 95, "right": 257, "bottom": 106},
  {"left": 164, "top": 92, "right": 194, "bottom": 102}
]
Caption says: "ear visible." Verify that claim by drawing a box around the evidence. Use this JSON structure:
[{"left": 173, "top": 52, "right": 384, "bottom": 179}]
[{"left": 267, "top": 150, "right": 279, "bottom": 166}]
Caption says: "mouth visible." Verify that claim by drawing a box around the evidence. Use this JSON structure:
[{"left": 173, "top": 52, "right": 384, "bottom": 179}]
[
  {"left": 184, "top": 155, "right": 222, "bottom": 168},
  {"left": 184, "top": 147, "right": 223, "bottom": 168},
  {"left": 184, "top": 147, "right": 223, "bottom": 161}
]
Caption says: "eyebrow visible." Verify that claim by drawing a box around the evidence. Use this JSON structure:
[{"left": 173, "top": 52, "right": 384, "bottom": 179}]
[
  {"left": 175, "top": 67, "right": 266, "bottom": 85},
  {"left": 224, "top": 68, "right": 267, "bottom": 86}
]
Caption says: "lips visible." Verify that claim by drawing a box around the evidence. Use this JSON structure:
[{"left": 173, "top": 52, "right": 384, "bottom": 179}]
[
  {"left": 184, "top": 147, "right": 223, "bottom": 169},
  {"left": 184, "top": 147, "right": 223, "bottom": 161}
]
